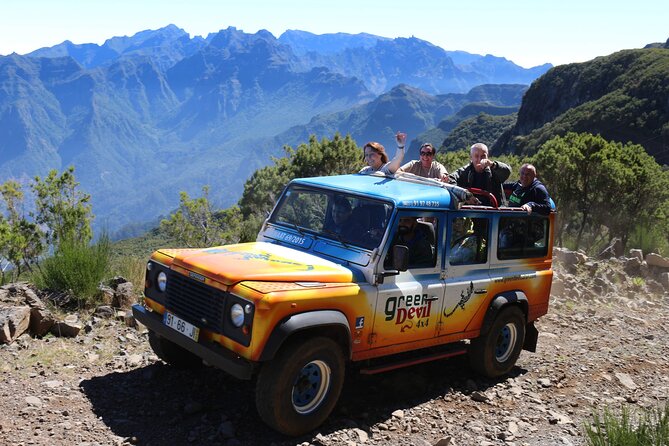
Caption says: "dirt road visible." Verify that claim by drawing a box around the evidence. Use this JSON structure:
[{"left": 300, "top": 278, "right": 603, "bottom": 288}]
[{"left": 1, "top": 277, "right": 668, "bottom": 446}]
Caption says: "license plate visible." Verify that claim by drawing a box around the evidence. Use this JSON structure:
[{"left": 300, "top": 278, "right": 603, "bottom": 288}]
[{"left": 163, "top": 311, "right": 200, "bottom": 342}]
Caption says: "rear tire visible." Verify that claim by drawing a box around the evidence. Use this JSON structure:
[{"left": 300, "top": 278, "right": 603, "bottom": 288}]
[
  {"left": 148, "top": 330, "right": 202, "bottom": 368},
  {"left": 256, "top": 337, "right": 345, "bottom": 436},
  {"left": 469, "top": 306, "right": 525, "bottom": 377}
]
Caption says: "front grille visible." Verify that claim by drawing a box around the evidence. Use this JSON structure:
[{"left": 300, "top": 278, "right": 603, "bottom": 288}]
[{"left": 165, "top": 271, "right": 226, "bottom": 333}]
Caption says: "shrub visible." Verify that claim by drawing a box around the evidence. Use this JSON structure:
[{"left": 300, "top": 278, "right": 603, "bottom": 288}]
[
  {"left": 35, "top": 234, "right": 112, "bottom": 305},
  {"left": 585, "top": 403, "right": 669, "bottom": 446}
]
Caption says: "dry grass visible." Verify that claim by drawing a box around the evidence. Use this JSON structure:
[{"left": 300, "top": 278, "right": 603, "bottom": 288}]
[{"left": 109, "top": 255, "right": 147, "bottom": 295}]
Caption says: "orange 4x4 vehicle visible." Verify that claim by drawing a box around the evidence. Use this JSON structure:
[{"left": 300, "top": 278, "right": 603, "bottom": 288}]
[{"left": 133, "top": 173, "right": 555, "bottom": 435}]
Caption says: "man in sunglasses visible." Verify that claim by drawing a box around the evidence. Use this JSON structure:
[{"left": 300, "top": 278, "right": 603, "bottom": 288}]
[{"left": 397, "top": 143, "right": 449, "bottom": 181}]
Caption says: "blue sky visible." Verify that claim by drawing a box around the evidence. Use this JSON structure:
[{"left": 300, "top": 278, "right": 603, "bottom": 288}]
[{"left": 1, "top": 0, "right": 667, "bottom": 67}]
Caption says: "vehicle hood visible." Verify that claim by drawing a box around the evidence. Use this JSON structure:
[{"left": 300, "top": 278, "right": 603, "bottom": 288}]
[{"left": 163, "top": 242, "right": 354, "bottom": 286}]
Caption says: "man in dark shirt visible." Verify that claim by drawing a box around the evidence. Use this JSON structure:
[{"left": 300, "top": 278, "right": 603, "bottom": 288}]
[
  {"left": 507, "top": 164, "right": 552, "bottom": 215},
  {"left": 386, "top": 217, "right": 434, "bottom": 268},
  {"left": 328, "top": 196, "right": 352, "bottom": 234},
  {"left": 448, "top": 143, "right": 511, "bottom": 206}
]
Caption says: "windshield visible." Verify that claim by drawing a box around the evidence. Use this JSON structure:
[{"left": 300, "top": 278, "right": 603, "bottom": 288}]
[{"left": 270, "top": 185, "right": 393, "bottom": 250}]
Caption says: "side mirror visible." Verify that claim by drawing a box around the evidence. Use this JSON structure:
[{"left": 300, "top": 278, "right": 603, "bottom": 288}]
[
  {"left": 393, "top": 245, "right": 409, "bottom": 272},
  {"left": 374, "top": 245, "right": 409, "bottom": 285}
]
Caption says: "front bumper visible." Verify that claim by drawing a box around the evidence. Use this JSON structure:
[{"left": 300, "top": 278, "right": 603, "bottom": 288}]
[{"left": 132, "top": 304, "right": 255, "bottom": 380}]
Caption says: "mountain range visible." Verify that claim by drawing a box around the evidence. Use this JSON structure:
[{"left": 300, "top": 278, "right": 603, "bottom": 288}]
[
  {"left": 279, "top": 30, "right": 551, "bottom": 95},
  {"left": 269, "top": 83, "right": 526, "bottom": 161},
  {"left": 0, "top": 25, "right": 549, "bottom": 235}
]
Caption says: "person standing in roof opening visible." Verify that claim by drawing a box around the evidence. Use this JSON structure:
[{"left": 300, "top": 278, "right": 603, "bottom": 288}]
[
  {"left": 359, "top": 131, "right": 407, "bottom": 175},
  {"left": 397, "top": 143, "right": 449, "bottom": 180},
  {"left": 506, "top": 163, "right": 552, "bottom": 215},
  {"left": 448, "top": 142, "right": 511, "bottom": 206}
]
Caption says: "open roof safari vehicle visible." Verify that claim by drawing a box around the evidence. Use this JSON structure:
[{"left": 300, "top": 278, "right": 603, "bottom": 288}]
[{"left": 133, "top": 172, "right": 556, "bottom": 435}]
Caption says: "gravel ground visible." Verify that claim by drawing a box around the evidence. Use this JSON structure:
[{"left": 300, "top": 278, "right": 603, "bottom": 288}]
[{"left": 1, "top": 268, "right": 668, "bottom": 446}]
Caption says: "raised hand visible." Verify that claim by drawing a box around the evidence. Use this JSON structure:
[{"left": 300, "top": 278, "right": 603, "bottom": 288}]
[{"left": 395, "top": 131, "right": 407, "bottom": 147}]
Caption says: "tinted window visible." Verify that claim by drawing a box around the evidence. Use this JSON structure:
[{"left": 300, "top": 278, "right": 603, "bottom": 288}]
[{"left": 497, "top": 217, "right": 549, "bottom": 259}]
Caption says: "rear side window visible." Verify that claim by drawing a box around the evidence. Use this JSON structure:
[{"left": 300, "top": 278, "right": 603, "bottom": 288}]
[{"left": 497, "top": 217, "right": 549, "bottom": 260}]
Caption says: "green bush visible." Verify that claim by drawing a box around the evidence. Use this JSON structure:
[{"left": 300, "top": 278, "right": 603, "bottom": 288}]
[
  {"left": 628, "top": 224, "right": 669, "bottom": 257},
  {"left": 35, "top": 234, "right": 112, "bottom": 305},
  {"left": 585, "top": 403, "right": 669, "bottom": 446}
]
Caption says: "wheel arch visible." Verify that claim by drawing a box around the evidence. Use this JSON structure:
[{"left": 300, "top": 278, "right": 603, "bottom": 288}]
[
  {"left": 259, "top": 310, "right": 352, "bottom": 362},
  {"left": 480, "top": 291, "right": 528, "bottom": 335},
  {"left": 479, "top": 291, "right": 539, "bottom": 352}
]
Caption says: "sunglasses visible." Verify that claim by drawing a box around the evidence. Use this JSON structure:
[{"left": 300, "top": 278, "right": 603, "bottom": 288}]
[{"left": 420, "top": 151, "right": 433, "bottom": 156}]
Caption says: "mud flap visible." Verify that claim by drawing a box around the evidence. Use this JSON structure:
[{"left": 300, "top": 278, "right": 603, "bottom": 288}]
[{"left": 523, "top": 322, "right": 538, "bottom": 352}]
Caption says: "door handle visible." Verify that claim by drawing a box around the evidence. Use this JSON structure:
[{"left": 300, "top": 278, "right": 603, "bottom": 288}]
[
  {"left": 425, "top": 296, "right": 439, "bottom": 301},
  {"left": 474, "top": 289, "right": 487, "bottom": 294}
]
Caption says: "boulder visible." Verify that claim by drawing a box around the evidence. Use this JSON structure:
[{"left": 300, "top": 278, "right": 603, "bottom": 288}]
[
  {"left": 623, "top": 257, "right": 642, "bottom": 276},
  {"left": 50, "top": 315, "right": 82, "bottom": 338},
  {"left": 22, "top": 287, "right": 43, "bottom": 307},
  {"left": 123, "top": 312, "right": 137, "bottom": 328},
  {"left": 646, "top": 253, "right": 669, "bottom": 269},
  {"left": 94, "top": 305, "right": 115, "bottom": 318},
  {"left": 97, "top": 285, "right": 114, "bottom": 306},
  {"left": 554, "top": 248, "right": 585, "bottom": 273},
  {"left": 112, "top": 282, "right": 136, "bottom": 309},
  {"left": 29, "top": 307, "right": 55, "bottom": 337},
  {"left": 593, "top": 277, "right": 614, "bottom": 294},
  {"left": 50, "top": 321, "right": 82, "bottom": 338},
  {"left": 628, "top": 249, "right": 644, "bottom": 261},
  {"left": 0, "top": 289, "right": 23, "bottom": 306},
  {"left": 0, "top": 305, "right": 31, "bottom": 344}
]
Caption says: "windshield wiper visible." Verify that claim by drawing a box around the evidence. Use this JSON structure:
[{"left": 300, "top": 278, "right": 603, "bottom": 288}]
[
  {"left": 284, "top": 222, "right": 305, "bottom": 236},
  {"left": 322, "top": 229, "right": 349, "bottom": 247}
]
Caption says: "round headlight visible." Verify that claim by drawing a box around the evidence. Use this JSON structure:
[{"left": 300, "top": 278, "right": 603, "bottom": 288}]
[
  {"left": 230, "top": 303, "right": 245, "bottom": 327},
  {"left": 157, "top": 271, "right": 167, "bottom": 292}
]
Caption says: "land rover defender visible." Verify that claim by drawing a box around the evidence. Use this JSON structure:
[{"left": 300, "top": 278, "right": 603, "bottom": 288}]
[{"left": 133, "top": 173, "right": 555, "bottom": 435}]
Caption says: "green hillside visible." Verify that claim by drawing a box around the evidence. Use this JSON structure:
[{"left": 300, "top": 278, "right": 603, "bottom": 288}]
[
  {"left": 440, "top": 112, "right": 517, "bottom": 152},
  {"left": 409, "top": 102, "right": 518, "bottom": 152},
  {"left": 494, "top": 48, "right": 669, "bottom": 164}
]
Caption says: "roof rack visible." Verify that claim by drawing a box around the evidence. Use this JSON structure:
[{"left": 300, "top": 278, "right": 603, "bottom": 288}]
[
  {"left": 362, "top": 172, "right": 555, "bottom": 213},
  {"left": 369, "top": 172, "right": 483, "bottom": 207}
]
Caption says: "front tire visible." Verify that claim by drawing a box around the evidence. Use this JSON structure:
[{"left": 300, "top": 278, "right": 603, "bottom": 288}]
[
  {"left": 148, "top": 330, "right": 202, "bottom": 368},
  {"left": 256, "top": 337, "right": 345, "bottom": 436},
  {"left": 469, "top": 306, "right": 525, "bottom": 377}
]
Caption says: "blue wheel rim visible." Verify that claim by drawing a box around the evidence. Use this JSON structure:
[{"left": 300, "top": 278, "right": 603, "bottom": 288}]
[
  {"left": 292, "top": 360, "right": 331, "bottom": 414},
  {"left": 495, "top": 323, "right": 517, "bottom": 363}
]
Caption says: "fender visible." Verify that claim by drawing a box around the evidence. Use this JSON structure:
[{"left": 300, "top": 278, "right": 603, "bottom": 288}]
[
  {"left": 259, "top": 310, "right": 351, "bottom": 361},
  {"left": 480, "top": 290, "right": 529, "bottom": 336}
]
